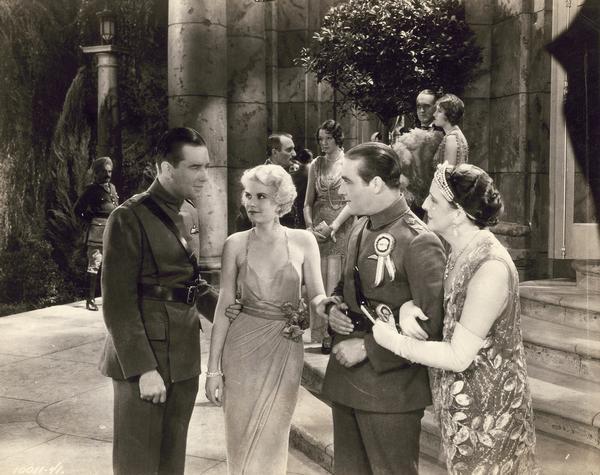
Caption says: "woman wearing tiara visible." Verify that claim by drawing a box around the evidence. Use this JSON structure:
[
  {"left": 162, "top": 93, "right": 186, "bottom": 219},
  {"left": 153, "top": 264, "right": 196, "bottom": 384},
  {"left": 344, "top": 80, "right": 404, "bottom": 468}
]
[{"left": 373, "top": 163, "right": 538, "bottom": 474}]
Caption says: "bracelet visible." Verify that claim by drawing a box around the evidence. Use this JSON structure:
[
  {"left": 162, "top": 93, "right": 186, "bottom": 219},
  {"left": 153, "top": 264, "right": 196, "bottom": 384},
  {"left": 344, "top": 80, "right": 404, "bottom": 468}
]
[{"left": 206, "top": 370, "right": 223, "bottom": 378}]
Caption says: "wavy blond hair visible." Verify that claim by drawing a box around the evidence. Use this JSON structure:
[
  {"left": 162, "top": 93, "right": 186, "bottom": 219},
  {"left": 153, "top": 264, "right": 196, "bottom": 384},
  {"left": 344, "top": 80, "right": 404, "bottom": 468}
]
[{"left": 241, "top": 164, "right": 297, "bottom": 217}]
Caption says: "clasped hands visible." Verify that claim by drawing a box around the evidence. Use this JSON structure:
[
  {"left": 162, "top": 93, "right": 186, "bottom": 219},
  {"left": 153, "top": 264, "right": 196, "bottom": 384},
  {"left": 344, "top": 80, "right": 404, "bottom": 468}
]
[
  {"left": 316, "top": 297, "right": 430, "bottom": 360},
  {"left": 315, "top": 296, "right": 365, "bottom": 367},
  {"left": 307, "top": 222, "right": 339, "bottom": 244}
]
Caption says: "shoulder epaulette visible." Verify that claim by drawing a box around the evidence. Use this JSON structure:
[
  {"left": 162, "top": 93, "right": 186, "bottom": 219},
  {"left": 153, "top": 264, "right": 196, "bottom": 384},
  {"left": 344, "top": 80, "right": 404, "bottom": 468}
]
[{"left": 402, "top": 212, "right": 429, "bottom": 235}]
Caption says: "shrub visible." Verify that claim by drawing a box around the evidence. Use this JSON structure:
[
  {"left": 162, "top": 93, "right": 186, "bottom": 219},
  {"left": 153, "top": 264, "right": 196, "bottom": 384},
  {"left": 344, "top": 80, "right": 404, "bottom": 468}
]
[
  {"left": 297, "top": 0, "right": 482, "bottom": 137},
  {"left": 0, "top": 235, "right": 77, "bottom": 309}
]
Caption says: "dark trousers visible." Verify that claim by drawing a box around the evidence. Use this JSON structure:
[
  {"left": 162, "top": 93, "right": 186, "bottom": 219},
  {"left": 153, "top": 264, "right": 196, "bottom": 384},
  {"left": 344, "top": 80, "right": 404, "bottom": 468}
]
[
  {"left": 332, "top": 402, "right": 424, "bottom": 475},
  {"left": 112, "top": 376, "right": 199, "bottom": 475}
]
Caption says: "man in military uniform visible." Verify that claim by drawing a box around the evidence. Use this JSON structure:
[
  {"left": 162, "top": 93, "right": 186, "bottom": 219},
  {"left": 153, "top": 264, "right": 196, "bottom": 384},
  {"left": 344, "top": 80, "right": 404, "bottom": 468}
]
[
  {"left": 316, "top": 142, "right": 446, "bottom": 475},
  {"left": 74, "top": 156, "right": 119, "bottom": 311},
  {"left": 99, "top": 127, "right": 215, "bottom": 475},
  {"left": 235, "top": 132, "right": 303, "bottom": 230}
]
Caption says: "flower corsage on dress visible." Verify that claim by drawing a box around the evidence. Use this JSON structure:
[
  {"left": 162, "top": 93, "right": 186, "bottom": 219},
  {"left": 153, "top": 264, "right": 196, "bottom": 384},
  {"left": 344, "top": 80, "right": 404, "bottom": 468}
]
[{"left": 281, "top": 299, "right": 309, "bottom": 341}]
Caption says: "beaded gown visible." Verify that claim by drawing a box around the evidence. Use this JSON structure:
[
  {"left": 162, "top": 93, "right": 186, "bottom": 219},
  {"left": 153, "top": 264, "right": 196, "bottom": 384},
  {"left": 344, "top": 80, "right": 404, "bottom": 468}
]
[
  {"left": 221, "top": 230, "right": 304, "bottom": 474},
  {"left": 433, "top": 127, "right": 469, "bottom": 166},
  {"left": 431, "top": 231, "right": 539, "bottom": 475},
  {"left": 311, "top": 155, "right": 352, "bottom": 258}
]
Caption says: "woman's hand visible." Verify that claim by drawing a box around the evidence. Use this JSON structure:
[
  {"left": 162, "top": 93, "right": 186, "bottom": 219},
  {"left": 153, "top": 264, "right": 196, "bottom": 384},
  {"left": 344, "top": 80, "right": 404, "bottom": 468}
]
[
  {"left": 372, "top": 320, "right": 402, "bottom": 354},
  {"left": 308, "top": 227, "right": 328, "bottom": 243},
  {"left": 330, "top": 222, "right": 339, "bottom": 243},
  {"left": 205, "top": 374, "right": 224, "bottom": 407},
  {"left": 399, "top": 300, "right": 429, "bottom": 340},
  {"left": 224, "top": 302, "right": 242, "bottom": 322}
]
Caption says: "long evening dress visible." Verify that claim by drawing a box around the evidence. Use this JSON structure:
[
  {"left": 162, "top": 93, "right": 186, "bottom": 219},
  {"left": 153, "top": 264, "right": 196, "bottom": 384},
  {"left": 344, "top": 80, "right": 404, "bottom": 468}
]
[
  {"left": 221, "top": 229, "right": 304, "bottom": 474},
  {"left": 432, "top": 231, "right": 539, "bottom": 474}
]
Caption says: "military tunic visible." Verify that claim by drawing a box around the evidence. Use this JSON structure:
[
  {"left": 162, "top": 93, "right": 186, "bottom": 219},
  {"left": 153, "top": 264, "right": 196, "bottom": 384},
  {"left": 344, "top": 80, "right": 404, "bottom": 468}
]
[
  {"left": 74, "top": 182, "right": 119, "bottom": 273},
  {"left": 99, "top": 179, "right": 206, "bottom": 475},
  {"left": 321, "top": 195, "right": 446, "bottom": 474}
]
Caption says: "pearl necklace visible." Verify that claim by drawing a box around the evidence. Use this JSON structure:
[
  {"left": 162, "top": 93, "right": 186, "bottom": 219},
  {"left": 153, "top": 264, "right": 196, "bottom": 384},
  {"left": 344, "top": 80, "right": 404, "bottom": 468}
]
[{"left": 444, "top": 230, "right": 482, "bottom": 281}]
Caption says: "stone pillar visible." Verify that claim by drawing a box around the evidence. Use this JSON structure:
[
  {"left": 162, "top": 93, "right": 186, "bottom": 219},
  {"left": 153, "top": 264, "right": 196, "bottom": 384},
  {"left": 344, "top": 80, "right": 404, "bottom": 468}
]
[
  {"left": 168, "top": 0, "right": 228, "bottom": 273},
  {"left": 96, "top": 52, "right": 120, "bottom": 160},
  {"left": 82, "top": 45, "right": 125, "bottom": 190},
  {"left": 226, "top": 0, "right": 267, "bottom": 232}
]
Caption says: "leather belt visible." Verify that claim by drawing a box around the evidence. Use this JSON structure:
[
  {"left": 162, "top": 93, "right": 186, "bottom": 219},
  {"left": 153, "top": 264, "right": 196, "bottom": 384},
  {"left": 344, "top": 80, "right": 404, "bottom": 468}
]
[{"left": 139, "top": 283, "right": 198, "bottom": 305}]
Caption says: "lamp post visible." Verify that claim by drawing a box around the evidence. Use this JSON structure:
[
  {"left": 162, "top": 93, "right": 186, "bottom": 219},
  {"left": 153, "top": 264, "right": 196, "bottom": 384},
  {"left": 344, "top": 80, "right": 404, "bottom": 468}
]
[{"left": 82, "top": 8, "right": 126, "bottom": 190}]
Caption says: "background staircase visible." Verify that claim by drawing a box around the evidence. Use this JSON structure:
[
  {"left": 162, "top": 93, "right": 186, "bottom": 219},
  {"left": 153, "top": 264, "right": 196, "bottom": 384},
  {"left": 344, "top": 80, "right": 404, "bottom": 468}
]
[{"left": 291, "top": 279, "right": 600, "bottom": 474}]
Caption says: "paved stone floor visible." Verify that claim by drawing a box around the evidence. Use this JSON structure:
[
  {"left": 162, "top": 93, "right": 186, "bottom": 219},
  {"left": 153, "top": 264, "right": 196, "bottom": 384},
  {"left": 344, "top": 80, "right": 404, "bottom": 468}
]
[{"left": 0, "top": 300, "right": 328, "bottom": 475}]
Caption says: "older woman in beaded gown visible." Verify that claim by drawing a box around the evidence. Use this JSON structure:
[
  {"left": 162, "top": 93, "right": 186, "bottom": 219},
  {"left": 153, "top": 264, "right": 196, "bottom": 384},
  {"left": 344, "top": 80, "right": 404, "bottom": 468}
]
[
  {"left": 205, "top": 165, "right": 327, "bottom": 474},
  {"left": 373, "top": 164, "right": 538, "bottom": 475}
]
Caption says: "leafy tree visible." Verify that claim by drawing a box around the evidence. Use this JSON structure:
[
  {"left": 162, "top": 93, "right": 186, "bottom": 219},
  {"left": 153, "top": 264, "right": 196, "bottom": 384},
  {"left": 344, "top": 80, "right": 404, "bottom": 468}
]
[
  {"left": 297, "top": 0, "right": 482, "bottom": 141},
  {"left": 0, "top": 0, "right": 168, "bottom": 311}
]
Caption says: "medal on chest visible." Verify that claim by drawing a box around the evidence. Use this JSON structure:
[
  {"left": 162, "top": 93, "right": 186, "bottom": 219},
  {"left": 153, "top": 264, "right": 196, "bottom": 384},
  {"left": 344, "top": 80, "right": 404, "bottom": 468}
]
[{"left": 367, "top": 233, "right": 396, "bottom": 286}]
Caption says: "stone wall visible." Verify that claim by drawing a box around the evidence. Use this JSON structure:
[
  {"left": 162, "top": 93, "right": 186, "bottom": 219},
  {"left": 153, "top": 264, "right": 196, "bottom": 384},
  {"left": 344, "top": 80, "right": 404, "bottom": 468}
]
[
  {"left": 168, "top": 0, "right": 555, "bottom": 277},
  {"left": 462, "top": 0, "right": 553, "bottom": 279},
  {"left": 268, "top": 0, "right": 376, "bottom": 156}
]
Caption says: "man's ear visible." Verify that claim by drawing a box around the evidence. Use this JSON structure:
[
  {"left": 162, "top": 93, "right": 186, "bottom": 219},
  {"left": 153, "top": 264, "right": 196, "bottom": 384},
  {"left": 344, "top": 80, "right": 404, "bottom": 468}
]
[
  {"left": 370, "top": 176, "right": 385, "bottom": 194},
  {"left": 159, "top": 161, "right": 172, "bottom": 177}
]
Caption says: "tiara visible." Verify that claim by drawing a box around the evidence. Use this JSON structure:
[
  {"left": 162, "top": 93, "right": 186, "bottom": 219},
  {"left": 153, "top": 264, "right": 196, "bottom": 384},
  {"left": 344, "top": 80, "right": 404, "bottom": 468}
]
[
  {"left": 434, "top": 162, "right": 480, "bottom": 223},
  {"left": 433, "top": 162, "right": 455, "bottom": 202}
]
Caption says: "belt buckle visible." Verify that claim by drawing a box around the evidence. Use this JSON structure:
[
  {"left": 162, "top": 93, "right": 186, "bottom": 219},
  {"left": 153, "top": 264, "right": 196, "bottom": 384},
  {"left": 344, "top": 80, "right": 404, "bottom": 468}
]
[{"left": 186, "top": 286, "right": 197, "bottom": 305}]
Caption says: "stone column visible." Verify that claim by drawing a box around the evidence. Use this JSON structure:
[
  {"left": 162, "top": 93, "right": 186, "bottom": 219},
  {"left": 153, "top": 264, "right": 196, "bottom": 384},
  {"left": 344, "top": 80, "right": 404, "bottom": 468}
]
[
  {"left": 168, "top": 0, "right": 228, "bottom": 273},
  {"left": 226, "top": 0, "right": 267, "bottom": 232},
  {"left": 96, "top": 52, "right": 120, "bottom": 160},
  {"left": 82, "top": 45, "right": 124, "bottom": 189}
]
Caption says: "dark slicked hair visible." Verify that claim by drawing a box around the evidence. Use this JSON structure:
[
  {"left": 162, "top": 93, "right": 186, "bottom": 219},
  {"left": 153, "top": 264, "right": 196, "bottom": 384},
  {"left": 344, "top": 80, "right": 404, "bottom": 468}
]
[
  {"left": 417, "top": 89, "right": 440, "bottom": 101},
  {"left": 345, "top": 142, "right": 402, "bottom": 189},
  {"left": 155, "top": 127, "right": 206, "bottom": 167},
  {"left": 266, "top": 133, "right": 293, "bottom": 157}
]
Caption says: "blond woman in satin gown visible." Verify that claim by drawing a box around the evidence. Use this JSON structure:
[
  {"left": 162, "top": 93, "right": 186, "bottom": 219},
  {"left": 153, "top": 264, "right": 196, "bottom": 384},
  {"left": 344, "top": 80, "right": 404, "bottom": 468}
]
[{"left": 206, "top": 164, "right": 327, "bottom": 474}]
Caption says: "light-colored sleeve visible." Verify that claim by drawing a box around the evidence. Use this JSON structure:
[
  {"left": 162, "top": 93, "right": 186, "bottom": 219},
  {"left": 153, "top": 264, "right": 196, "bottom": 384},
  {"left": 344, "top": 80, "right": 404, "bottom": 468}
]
[{"left": 372, "top": 320, "right": 484, "bottom": 372}]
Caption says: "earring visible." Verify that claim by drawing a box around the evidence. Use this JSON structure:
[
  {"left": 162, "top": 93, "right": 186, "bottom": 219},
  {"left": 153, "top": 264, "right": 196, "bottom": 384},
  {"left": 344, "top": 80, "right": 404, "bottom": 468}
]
[{"left": 452, "top": 222, "right": 459, "bottom": 237}]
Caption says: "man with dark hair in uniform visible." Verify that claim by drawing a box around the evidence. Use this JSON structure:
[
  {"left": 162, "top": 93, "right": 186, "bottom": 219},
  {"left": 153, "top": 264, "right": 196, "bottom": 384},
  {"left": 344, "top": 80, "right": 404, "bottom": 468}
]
[
  {"left": 74, "top": 156, "right": 119, "bottom": 311},
  {"left": 99, "top": 127, "right": 215, "bottom": 475},
  {"left": 235, "top": 132, "right": 303, "bottom": 230},
  {"left": 316, "top": 142, "right": 446, "bottom": 475}
]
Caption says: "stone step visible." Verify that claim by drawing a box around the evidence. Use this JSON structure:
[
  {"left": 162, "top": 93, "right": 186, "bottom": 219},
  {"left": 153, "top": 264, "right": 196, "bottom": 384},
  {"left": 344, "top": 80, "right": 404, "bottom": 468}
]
[
  {"left": 301, "top": 346, "right": 600, "bottom": 450},
  {"left": 522, "top": 314, "right": 600, "bottom": 382},
  {"left": 420, "top": 407, "right": 600, "bottom": 475},
  {"left": 527, "top": 364, "right": 600, "bottom": 450},
  {"left": 292, "top": 380, "right": 600, "bottom": 474},
  {"left": 520, "top": 280, "right": 600, "bottom": 333},
  {"left": 290, "top": 385, "right": 446, "bottom": 474}
]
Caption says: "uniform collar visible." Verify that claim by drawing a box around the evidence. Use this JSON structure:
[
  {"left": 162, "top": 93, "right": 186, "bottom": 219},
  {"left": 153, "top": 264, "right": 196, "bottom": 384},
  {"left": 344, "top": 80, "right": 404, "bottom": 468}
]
[
  {"left": 369, "top": 195, "right": 410, "bottom": 230},
  {"left": 149, "top": 179, "right": 183, "bottom": 210}
]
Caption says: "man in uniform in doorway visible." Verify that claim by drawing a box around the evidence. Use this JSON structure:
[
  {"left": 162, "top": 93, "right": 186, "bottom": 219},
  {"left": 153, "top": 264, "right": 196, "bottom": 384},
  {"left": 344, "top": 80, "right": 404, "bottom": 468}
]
[
  {"left": 99, "top": 127, "right": 216, "bottom": 475},
  {"left": 74, "top": 156, "right": 119, "bottom": 311},
  {"left": 316, "top": 142, "right": 446, "bottom": 475}
]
